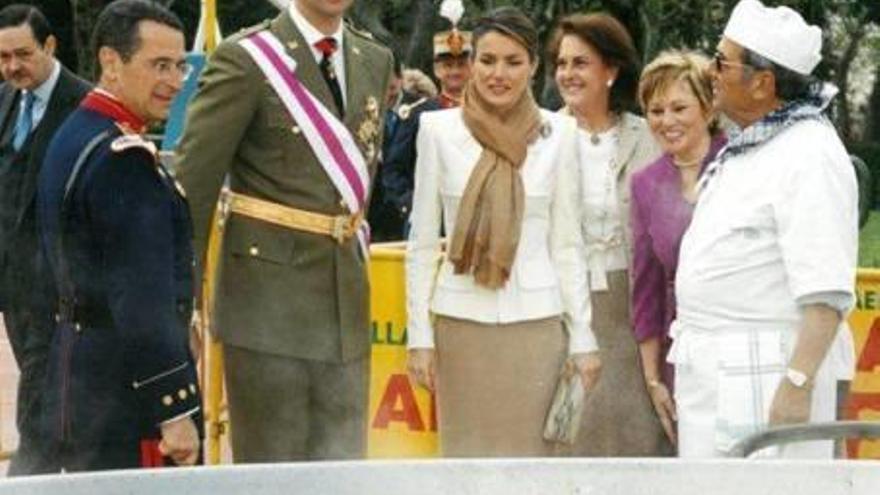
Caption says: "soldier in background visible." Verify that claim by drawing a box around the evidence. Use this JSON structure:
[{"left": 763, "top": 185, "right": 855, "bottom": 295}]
[{"left": 382, "top": 28, "right": 472, "bottom": 239}]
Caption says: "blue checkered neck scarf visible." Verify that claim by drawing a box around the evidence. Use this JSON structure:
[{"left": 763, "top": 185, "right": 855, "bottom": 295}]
[{"left": 715, "top": 82, "right": 838, "bottom": 165}]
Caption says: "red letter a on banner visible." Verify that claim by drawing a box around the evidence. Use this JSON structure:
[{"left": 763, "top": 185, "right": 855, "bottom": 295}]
[
  {"left": 372, "top": 374, "right": 426, "bottom": 431},
  {"left": 857, "top": 318, "right": 880, "bottom": 373}
]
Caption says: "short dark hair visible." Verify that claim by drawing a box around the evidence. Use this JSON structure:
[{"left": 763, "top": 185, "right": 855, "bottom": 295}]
[
  {"left": 742, "top": 48, "right": 817, "bottom": 102},
  {"left": 0, "top": 4, "right": 52, "bottom": 46},
  {"left": 547, "top": 13, "right": 641, "bottom": 113},
  {"left": 472, "top": 7, "right": 539, "bottom": 62},
  {"left": 92, "top": 0, "right": 183, "bottom": 73}
]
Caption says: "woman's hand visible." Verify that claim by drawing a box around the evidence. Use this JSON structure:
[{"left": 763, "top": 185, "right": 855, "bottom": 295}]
[
  {"left": 407, "top": 349, "right": 437, "bottom": 392},
  {"left": 646, "top": 379, "right": 677, "bottom": 445},
  {"left": 568, "top": 351, "right": 602, "bottom": 392}
]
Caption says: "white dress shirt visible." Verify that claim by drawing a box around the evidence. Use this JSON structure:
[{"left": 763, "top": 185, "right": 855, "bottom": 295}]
[
  {"left": 288, "top": 2, "right": 347, "bottom": 106},
  {"left": 578, "top": 126, "right": 628, "bottom": 291},
  {"left": 405, "top": 108, "right": 594, "bottom": 353}
]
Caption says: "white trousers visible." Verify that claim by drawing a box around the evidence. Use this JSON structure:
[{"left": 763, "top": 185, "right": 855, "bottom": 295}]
[{"left": 671, "top": 323, "right": 839, "bottom": 459}]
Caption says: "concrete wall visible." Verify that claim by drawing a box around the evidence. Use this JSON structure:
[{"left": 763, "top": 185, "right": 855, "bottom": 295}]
[{"left": 1, "top": 458, "right": 880, "bottom": 495}]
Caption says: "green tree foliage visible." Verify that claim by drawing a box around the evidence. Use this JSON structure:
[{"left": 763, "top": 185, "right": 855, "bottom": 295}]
[{"left": 25, "top": 0, "right": 879, "bottom": 143}]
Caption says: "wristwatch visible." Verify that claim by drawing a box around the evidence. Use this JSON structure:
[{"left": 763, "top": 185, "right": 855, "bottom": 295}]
[{"left": 785, "top": 367, "right": 811, "bottom": 388}]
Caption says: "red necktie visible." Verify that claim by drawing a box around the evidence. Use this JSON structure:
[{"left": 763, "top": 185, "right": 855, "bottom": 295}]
[{"left": 314, "top": 37, "right": 344, "bottom": 116}]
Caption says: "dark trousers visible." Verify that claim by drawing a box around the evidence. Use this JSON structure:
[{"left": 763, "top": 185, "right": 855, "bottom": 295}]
[
  {"left": 3, "top": 307, "right": 61, "bottom": 475},
  {"left": 224, "top": 344, "right": 369, "bottom": 462}
]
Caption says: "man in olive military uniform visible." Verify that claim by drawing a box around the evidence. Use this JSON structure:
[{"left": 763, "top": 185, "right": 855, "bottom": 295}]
[
  {"left": 381, "top": 28, "right": 471, "bottom": 239},
  {"left": 175, "top": 0, "right": 393, "bottom": 461},
  {"left": 37, "top": 0, "right": 201, "bottom": 471}
]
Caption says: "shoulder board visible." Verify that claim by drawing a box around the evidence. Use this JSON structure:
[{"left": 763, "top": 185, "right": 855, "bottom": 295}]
[
  {"left": 345, "top": 21, "right": 375, "bottom": 41},
  {"left": 230, "top": 19, "right": 272, "bottom": 41},
  {"left": 397, "top": 97, "right": 429, "bottom": 120},
  {"left": 110, "top": 134, "right": 158, "bottom": 157}
]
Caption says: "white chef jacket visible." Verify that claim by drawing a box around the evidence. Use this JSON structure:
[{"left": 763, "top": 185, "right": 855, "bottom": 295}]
[{"left": 676, "top": 119, "right": 858, "bottom": 333}]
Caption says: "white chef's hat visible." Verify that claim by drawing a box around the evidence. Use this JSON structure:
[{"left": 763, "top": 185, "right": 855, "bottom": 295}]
[{"left": 723, "top": 0, "right": 822, "bottom": 75}]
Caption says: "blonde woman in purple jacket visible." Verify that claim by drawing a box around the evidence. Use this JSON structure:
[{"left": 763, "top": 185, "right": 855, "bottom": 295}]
[{"left": 630, "top": 50, "right": 726, "bottom": 446}]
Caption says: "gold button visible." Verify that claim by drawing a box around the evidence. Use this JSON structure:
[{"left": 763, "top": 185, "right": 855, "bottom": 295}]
[
  {"left": 162, "top": 395, "right": 173, "bottom": 406},
  {"left": 178, "top": 389, "right": 188, "bottom": 400},
  {"left": 249, "top": 245, "right": 259, "bottom": 256},
  {"left": 291, "top": 126, "right": 301, "bottom": 135}
]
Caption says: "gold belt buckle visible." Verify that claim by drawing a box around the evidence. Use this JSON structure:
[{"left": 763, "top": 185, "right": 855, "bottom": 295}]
[{"left": 331, "top": 215, "right": 349, "bottom": 244}]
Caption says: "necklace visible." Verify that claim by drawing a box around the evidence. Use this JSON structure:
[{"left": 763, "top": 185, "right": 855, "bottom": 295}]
[
  {"left": 566, "top": 107, "right": 616, "bottom": 146},
  {"left": 673, "top": 156, "right": 702, "bottom": 169},
  {"left": 585, "top": 116, "right": 617, "bottom": 146}
]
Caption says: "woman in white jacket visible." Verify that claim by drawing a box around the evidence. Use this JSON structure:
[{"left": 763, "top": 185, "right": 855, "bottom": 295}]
[{"left": 405, "top": 7, "right": 599, "bottom": 457}]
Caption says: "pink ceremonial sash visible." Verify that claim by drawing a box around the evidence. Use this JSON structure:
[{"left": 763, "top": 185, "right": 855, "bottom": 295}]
[{"left": 239, "top": 30, "right": 371, "bottom": 251}]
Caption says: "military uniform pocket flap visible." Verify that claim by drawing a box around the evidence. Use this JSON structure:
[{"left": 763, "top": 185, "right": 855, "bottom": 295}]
[{"left": 226, "top": 218, "right": 295, "bottom": 265}]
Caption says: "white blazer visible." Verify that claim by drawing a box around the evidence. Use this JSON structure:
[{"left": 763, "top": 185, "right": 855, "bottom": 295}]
[{"left": 405, "top": 108, "right": 594, "bottom": 354}]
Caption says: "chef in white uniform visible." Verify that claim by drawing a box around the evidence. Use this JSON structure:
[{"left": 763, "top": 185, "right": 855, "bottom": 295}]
[{"left": 671, "top": 0, "right": 858, "bottom": 458}]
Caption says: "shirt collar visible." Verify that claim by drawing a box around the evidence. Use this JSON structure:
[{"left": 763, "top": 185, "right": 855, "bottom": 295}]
[
  {"left": 26, "top": 59, "right": 60, "bottom": 105},
  {"left": 288, "top": 2, "right": 344, "bottom": 54}
]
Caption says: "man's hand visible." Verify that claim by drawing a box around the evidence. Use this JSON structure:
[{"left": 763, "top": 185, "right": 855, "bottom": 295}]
[
  {"left": 768, "top": 379, "right": 812, "bottom": 426},
  {"left": 189, "top": 312, "right": 203, "bottom": 362},
  {"left": 159, "top": 416, "right": 200, "bottom": 466},
  {"left": 407, "top": 349, "right": 436, "bottom": 392}
]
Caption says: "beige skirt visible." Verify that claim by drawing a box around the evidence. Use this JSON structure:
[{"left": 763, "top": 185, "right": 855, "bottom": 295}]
[
  {"left": 434, "top": 315, "right": 566, "bottom": 457},
  {"left": 572, "top": 269, "right": 673, "bottom": 456}
]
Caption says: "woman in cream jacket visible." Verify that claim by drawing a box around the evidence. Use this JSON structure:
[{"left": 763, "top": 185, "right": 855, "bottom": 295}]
[
  {"left": 549, "top": 13, "right": 669, "bottom": 456},
  {"left": 405, "top": 7, "right": 597, "bottom": 457}
]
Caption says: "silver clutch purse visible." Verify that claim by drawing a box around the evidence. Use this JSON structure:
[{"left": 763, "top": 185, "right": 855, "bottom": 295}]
[{"left": 543, "top": 371, "right": 585, "bottom": 445}]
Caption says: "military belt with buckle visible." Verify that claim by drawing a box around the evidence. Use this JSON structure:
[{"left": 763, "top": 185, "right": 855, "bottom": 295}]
[{"left": 222, "top": 190, "right": 361, "bottom": 244}]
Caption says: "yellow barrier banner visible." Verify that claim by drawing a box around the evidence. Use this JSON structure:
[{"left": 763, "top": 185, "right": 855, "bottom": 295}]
[
  {"left": 846, "top": 269, "right": 880, "bottom": 459},
  {"left": 367, "top": 245, "right": 438, "bottom": 457}
]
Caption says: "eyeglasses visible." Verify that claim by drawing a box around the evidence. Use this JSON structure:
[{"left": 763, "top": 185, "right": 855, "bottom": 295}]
[
  {"left": 713, "top": 51, "right": 751, "bottom": 72},
  {"left": 147, "top": 58, "right": 194, "bottom": 80}
]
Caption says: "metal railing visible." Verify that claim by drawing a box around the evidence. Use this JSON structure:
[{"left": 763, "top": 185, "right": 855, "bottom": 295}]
[{"left": 728, "top": 421, "right": 880, "bottom": 458}]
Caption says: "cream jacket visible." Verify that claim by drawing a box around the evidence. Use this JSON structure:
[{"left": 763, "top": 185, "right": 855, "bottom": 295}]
[{"left": 405, "top": 108, "right": 594, "bottom": 354}]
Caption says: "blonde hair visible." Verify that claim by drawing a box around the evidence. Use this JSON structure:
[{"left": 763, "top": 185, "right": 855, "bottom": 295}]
[
  {"left": 401, "top": 68, "right": 438, "bottom": 99},
  {"left": 638, "top": 50, "right": 717, "bottom": 133}
]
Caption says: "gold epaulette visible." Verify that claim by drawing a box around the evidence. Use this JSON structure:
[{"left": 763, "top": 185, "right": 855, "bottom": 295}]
[{"left": 397, "top": 97, "right": 429, "bottom": 120}]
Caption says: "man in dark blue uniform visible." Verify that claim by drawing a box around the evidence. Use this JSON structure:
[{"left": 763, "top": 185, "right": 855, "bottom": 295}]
[
  {"left": 381, "top": 29, "right": 471, "bottom": 239},
  {"left": 37, "top": 0, "right": 200, "bottom": 471},
  {"left": 0, "top": 4, "right": 90, "bottom": 475}
]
